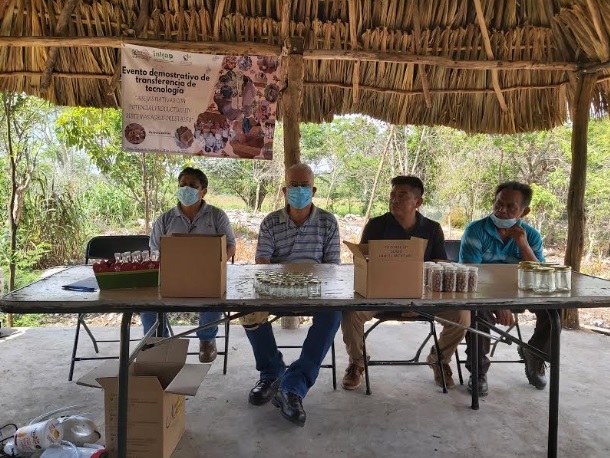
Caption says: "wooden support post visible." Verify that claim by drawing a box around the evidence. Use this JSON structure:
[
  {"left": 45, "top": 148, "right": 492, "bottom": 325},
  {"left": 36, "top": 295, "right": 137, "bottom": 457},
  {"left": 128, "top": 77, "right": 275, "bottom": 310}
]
[
  {"left": 563, "top": 74, "right": 597, "bottom": 329},
  {"left": 280, "top": 36, "right": 304, "bottom": 330},
  {"left": 282, "top": 36, "right": 304, "bottom": 169}
]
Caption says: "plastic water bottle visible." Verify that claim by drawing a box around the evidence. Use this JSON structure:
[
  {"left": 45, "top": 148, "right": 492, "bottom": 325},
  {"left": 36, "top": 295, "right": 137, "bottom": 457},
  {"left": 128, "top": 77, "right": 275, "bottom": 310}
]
[
  {"left": 37, "top": 444, "right": 107, "bottom": 458},
  {"left": 13, "top": 419, "right": 63, "bottom": 452},
  {"left": 55, "top": 416, "right": 101, "bottom": 446}
]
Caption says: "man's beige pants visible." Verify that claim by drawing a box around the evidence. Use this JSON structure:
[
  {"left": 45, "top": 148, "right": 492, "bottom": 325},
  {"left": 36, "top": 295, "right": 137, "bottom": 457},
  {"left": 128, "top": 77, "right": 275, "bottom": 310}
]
[{"left": 341, "top": 310, "right": 471, "bottom": 367}]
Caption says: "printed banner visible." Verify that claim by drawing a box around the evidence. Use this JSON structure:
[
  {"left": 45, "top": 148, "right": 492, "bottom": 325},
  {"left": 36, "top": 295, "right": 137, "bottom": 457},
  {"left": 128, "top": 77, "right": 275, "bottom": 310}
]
[{"left": 121, "top": 44, "right": 280, "bottom": 160}]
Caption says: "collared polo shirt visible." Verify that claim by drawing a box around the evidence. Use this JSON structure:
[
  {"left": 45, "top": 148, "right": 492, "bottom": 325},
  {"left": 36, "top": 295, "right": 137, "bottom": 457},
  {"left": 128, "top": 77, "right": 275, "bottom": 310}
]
[
  {"left": 255, "top": 205, "right": 341, "bottom": 264},
  {"left": 361, "top": 212, "right": 447, "bottom": 261},
  {"left": 459, "top": 215, "right": 544, "bottom": 264},
  {"left": 150, "top": 202, "right": 236, "bottom": 251}
]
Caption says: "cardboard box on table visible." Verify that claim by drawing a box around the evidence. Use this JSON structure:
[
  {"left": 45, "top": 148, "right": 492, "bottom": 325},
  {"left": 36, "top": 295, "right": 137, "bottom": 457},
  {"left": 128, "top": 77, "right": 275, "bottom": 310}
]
[
  {"left": 160, "top": 234, "right": 227, "bottom": 297},
  {"left": 344, "top": 238, "right": 427, "bottom": 298},
  {"left": 77, "top": 339, "right": 209, "bottom": 458}
]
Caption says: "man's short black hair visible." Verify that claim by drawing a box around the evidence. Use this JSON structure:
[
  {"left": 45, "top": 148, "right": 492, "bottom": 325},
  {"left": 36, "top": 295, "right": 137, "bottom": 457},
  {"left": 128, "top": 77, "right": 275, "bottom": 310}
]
[
  {"left": 494, "top": 181, "right": 533, "bottom": 207},
  {"left": 391, "top": 175, "right": 424, "bottom": 197},
  {"left": 178, "top": 167, "right": 208, "bottom": 188}
]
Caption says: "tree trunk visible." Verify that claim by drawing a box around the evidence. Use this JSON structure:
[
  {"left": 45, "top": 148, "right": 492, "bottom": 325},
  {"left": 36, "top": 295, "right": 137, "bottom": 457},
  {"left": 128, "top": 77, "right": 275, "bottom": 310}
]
[
  {"left": 563, "top": 74, "right": 597, "bottom": 329},
  {"left": 280, "top": 36, "right": 304, "bottom": 330},
  {"left": 364, "top": 127, "right": 393, "bottom": 221},
  {"left": 3, "top": 94, "right": 16, "bottom": 327},
  {"left": 142, "top": 153, "right": 150, "bottom": 232},
  {"left": 325, "top": 165, "right": 338, "bottom": 209}
]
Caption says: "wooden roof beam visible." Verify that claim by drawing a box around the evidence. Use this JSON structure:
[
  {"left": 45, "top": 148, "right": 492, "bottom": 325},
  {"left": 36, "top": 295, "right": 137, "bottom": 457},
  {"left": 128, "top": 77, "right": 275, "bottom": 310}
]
[
  {"left": 586, "top": 0, "right": 610, "bottom": 62},
  {"left": 280, "top": 0, "right": 291, "bottom": 41},
  {"left": 412, "top": 4, "right": 432, "bottom": 109},
  {"left": 473, "top": 0, "right": 508, "bottom": 112},
  {"left": 348, "top": 0, "right": 359, "bottom": 103},
  {"left": 0, "top": 36, "right": 581, "bottom": 72},
  {"left": 306, "top": 49, "right": 578, "bottom": 71},
  {"left": 40, "top": 0, "right": 80, "bottom": 92},
  {"left": 303, "top": 80, "right": 570, "bottom": 96}
]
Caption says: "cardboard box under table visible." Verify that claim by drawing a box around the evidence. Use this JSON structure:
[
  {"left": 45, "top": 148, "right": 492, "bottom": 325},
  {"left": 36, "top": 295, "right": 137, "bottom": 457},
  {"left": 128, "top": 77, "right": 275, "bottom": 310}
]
[
  {"left": 160, "top": 234, "right": 227, "bottom": 297},
  {"left": 344, "top": 238, "right": 427, "bottom": 298},
  {"left": 77, "top": 339, "right": 209, "bottom": 458}
]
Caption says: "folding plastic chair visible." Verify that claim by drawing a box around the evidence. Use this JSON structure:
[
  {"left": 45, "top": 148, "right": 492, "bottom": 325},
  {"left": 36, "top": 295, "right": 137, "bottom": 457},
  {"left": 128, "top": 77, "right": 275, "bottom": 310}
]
[{"left": 68, "top": 235, "right": 151, "bottom": 381}]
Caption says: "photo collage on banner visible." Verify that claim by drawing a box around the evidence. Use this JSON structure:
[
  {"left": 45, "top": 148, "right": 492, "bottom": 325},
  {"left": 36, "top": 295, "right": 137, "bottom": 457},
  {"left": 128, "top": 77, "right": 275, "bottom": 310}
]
[{"left": 121, "top": 44, "right": 280, "bottom": 160}]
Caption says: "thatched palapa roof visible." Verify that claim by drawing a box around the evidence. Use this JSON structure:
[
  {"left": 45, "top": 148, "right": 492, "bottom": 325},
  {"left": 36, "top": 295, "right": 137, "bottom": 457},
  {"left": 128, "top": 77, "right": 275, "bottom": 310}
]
[{"left": 1, "top": 0, "right": 610, "bottom": 134}]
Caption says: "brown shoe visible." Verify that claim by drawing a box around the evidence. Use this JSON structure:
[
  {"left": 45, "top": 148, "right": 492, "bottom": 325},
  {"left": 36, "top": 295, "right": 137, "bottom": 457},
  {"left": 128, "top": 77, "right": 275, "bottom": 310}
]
[
  {"left": 426, "top": 348, "right": 456, "bottom": 389},
  {"left": 342, "top": 363, "right": 364, "bottom": 390},
  {"left": 199, "top": 340, "right": 217, "bottom": 363}
]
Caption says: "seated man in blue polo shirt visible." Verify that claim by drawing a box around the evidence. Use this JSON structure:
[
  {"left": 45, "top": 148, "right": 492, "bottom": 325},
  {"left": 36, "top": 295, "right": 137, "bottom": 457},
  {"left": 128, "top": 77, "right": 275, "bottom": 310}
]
[
  {"left": 460, "top": 181, "right": 551, "bottom": 396},
  {"left": 341, "top": 176, "right": 470, "bottom": 391},
  {"left": 140, "top": 167, "right": 236, "bottom": 363},
  {"left": 243, "top": 163, "right": 341, "bottom": 427}
]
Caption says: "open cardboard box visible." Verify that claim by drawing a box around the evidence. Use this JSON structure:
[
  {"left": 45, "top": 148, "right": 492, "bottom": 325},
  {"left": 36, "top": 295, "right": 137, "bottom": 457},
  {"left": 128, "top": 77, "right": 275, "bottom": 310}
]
[
  {"left": 344, "top": 238, "right": 427, "bottom": 298},
  {"left": 160, "top": 234, "right": 227, "bottom": 297},
  {"left": 77, "top": 339, "right": 209, "bottom": 458}
]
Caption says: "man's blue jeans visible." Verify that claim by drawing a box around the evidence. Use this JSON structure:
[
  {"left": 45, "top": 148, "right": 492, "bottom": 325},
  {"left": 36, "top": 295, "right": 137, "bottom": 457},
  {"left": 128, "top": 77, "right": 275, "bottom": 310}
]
[
  {"left": 244, "top": 311, "right": 341, "bottom": 399},
  {"left": 140, "top": 311, "right": 221, "bottom": 341}
]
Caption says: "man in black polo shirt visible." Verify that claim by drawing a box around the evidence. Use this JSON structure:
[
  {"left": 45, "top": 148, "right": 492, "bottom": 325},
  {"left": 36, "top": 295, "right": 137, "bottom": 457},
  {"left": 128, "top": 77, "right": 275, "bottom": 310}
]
[{"left": 341, "top": 175, "right": 470, "bottom": 390}]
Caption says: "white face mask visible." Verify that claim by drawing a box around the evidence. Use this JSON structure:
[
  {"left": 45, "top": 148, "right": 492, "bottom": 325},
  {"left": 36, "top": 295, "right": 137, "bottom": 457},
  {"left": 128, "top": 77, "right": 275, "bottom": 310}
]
[{"left": 490, "top": 213, "right": 517, "bottom": 229}]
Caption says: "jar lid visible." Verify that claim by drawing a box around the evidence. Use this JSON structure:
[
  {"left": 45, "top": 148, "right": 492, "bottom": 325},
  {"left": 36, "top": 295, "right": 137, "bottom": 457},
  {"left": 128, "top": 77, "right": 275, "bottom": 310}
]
[
  {"left": 518, "top": 261, "right": 539, "bottom": 267},
  {"left": 518, "top": 265, "right": 536, "bottom": 271},
  {"left": 456, "top": 265, "right": 469, "bottom": 271},
  {"left": 554, "top": 265, "right": 571, "bottom": 271},
  {"left": 540, "top": 262, "right": 559, "bottom": 267},
  {"left": 444, "top": 265, "right": 457, "bottom": 271},
  {"left": 535, "top": 267, "right": 556, "bottom": 273},
  {"left": 467, "top": 266, "right": 478, "bottom": 272}
]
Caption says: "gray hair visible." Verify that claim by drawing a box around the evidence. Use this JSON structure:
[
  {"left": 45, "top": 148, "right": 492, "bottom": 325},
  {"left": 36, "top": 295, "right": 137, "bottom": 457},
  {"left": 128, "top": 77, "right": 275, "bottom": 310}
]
[{"left": 286, "top": 163, "right": 314, "bottom": 184}]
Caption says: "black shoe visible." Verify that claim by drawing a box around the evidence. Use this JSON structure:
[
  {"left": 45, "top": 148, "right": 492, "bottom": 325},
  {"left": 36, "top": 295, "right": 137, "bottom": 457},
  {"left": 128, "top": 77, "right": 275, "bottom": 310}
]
[
  {"left": 248, "top": 378, "right": 280, "bottom": 406},
  {"left": 272, "top": 390, "right": 306, "bottom": 427},
  {"left": 467, "top": 375, "right": 489, "bottom": 396},
  {"left": 518, "top": 346, "right": 548, "bottom": 390}
]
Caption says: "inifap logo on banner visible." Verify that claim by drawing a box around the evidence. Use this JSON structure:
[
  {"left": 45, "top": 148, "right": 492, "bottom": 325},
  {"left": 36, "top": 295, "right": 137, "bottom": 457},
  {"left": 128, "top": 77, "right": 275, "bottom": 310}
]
[{"left": 121, "top": 44, "right": 280, "bottom": 160}]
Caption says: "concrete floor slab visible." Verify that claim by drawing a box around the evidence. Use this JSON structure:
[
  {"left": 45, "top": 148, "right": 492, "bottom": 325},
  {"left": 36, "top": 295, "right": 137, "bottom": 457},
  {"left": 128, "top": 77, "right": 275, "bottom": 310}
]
[{"left": 1, "top": 322, "right": 609, "bottom": 457}]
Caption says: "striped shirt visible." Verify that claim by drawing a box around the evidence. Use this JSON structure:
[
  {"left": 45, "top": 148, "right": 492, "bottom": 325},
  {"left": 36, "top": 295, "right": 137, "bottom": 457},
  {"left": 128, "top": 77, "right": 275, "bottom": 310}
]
[
  {"left": 255, "top": 205, "right": 341, "bottom": 264},
  {"left": 149, "top": 202, "right": 236, "bottom": 251}
]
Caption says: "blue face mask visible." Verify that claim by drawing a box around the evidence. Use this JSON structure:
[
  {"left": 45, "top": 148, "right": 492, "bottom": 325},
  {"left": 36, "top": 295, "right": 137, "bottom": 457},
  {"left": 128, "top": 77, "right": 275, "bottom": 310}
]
[
  {"left": 177, "top": 186, "right": 200, "bottom": 207},
  {"left": 490, "top": 213, "right": 518, "bottom": 229},
  {"left": 287, "top": 186, "right": 313, "bottom": 210}
]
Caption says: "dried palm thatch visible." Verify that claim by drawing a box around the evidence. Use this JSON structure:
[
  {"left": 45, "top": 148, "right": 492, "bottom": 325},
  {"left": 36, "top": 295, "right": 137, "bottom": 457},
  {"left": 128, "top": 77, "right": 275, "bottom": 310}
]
[{"left": 1, "top": 0, "right": 610, "bottom": 134}]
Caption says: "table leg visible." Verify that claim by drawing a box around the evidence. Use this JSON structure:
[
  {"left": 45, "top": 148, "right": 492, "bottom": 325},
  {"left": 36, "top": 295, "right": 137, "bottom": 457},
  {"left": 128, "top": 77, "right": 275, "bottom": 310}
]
[
  {"left": 471, "top": 310, "right": 479, "bottom": 410},
  {"left": 118, "top": 312, "right": 133, "bottom": 458},
  {"left": 547, "top": 309, "right": 561, "bottom": 458},
  {"left": 156, "top": 311, "right": 165, "bottom": 337}
]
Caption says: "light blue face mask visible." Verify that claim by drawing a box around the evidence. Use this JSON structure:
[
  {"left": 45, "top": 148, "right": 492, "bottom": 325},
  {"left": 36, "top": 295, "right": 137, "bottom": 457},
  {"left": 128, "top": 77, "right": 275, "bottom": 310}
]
[
  {"left": 177, "top": 186, "right": 200, "bottom": 207},
  {"left": 490, "top": 213, "right": 517, "bottom": 229},
  {"left": 287, "top": 186, "right": 313, "bottom": 210}
]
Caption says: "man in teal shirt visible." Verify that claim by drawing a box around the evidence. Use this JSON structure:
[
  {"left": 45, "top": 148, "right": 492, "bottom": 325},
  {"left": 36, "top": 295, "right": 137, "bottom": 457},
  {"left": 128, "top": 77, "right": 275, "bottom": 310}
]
[{"left": 460, "top": 181, "right": 552, "bottom": 395}]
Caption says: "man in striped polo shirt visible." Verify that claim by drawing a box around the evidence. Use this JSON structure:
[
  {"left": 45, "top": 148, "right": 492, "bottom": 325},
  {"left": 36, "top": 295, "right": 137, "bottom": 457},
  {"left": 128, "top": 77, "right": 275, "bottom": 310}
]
[{"left": 245, "top": 163, "right": 341, "bottom": 427}]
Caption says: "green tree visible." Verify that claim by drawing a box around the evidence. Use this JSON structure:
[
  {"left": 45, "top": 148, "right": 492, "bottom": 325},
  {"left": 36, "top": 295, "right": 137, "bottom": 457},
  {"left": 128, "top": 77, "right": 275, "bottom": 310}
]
[{"left": 55, "top": 107, "right": 179, "bottom": 230}]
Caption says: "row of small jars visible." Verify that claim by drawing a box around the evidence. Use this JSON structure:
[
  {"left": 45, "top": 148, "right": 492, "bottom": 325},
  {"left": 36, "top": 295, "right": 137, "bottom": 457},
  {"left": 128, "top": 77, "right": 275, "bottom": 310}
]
[
  {"left": 254, "top": 271, "right": 322, "bottom": 298},
  {"left": 424, "top": 262, "right": 478, "bottom": 293},
  {"left": 518, "top": 261, "right": 572, "bottom": 294}
]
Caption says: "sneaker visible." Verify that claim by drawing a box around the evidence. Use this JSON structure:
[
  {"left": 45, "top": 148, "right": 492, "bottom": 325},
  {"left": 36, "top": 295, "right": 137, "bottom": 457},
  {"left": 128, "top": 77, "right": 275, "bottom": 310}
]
[
  {"left": 426, "top": 348, "right": 456, "bottom": 389},
  {"left": 518, "top": 346, "right": 547, "bottom": 390},
  {"left": 467, "top": 375, "right": 489, "bottom": 396},
  {"left": 341, "top": 363, "right": 364, "bottom": 390}
]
